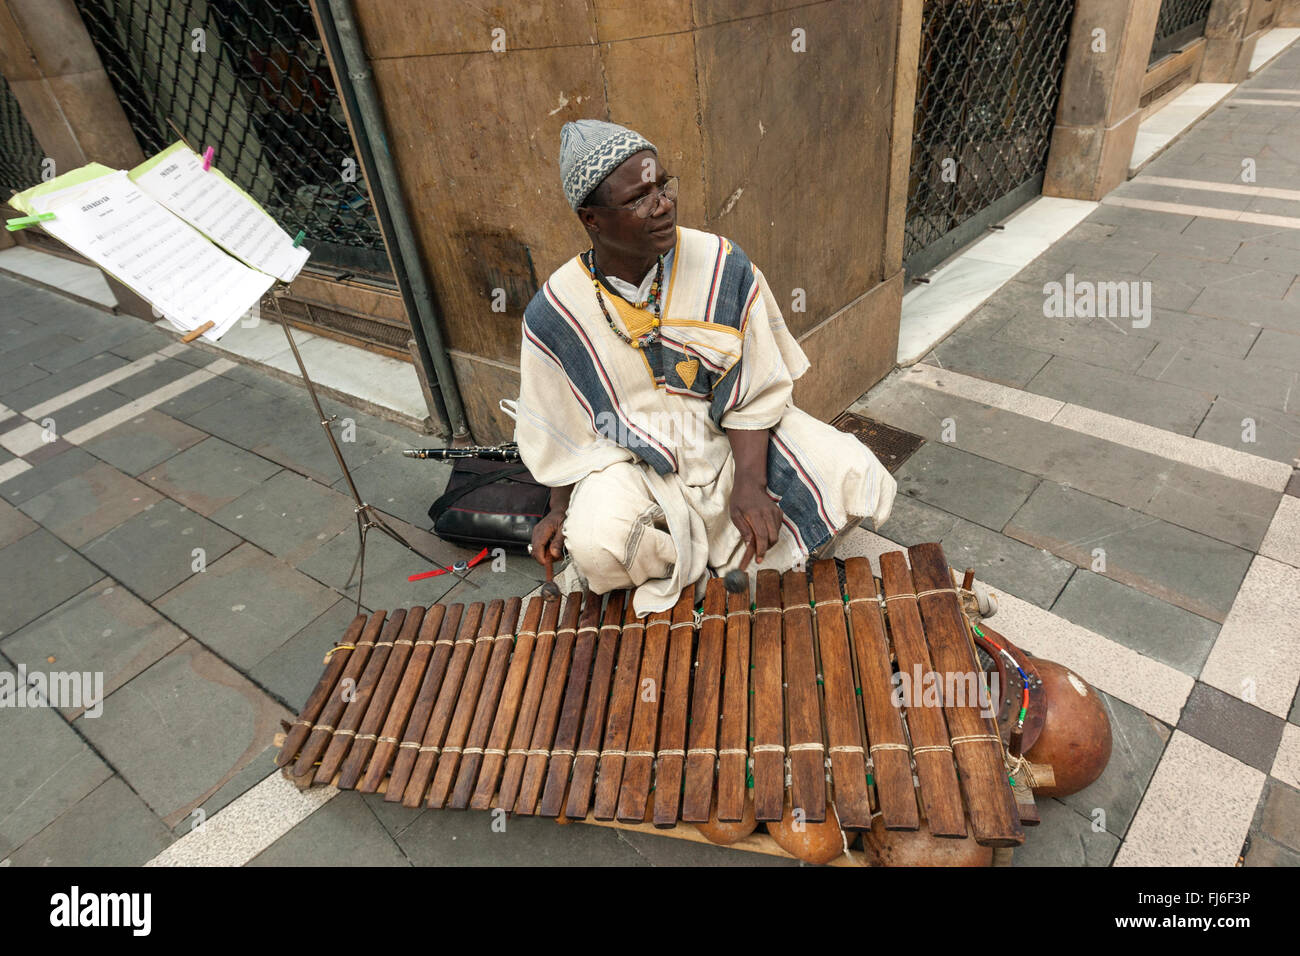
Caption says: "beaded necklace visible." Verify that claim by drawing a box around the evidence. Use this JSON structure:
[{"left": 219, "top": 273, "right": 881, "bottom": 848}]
[{"left": 585, "top": 249, "right": 664, "bottom": 350}]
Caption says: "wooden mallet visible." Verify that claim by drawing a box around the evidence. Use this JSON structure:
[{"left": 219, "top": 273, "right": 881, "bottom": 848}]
[{"left": 540, "top": 549, "right": 560, "bottom": 601}]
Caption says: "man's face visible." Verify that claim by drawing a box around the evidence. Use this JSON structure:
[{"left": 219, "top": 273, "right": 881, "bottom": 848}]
[{"left": 579, "top": 149, "right": 677, "bottom": 258}]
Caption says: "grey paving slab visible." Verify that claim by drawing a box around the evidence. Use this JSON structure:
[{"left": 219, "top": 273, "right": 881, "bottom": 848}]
[
  {"left": 210, "top": 470, "right": 355, "bottom": 565},
  {"left": 893, "top": 441, "right": 1039, "bottom": 532},
  {"left": 81, "top": 409, "right": 206, "bottom": 476},
  {"left": 1231, "top": 239, "right": 1300, "bottom": 275},
  {"left": 393, "top": 805, "right": 649, "bottom": 866},
  {"left": 139, "top": 436, "right": 281, "bottom": 516},
  {"left": 1190, "top": 283, "right": 1300, "bottom": 335},
  {"left": 106, "top": 326, "right": 175, "bottom": 361},
  {"left": 1051, "top": 570, "right": 1220, "bottom": 677},
  {"left": 220, "top": 361, "right": 313, "bottom": 399},
  {"left": 331, "top": 445, "right": 451, "bottom": 531},
  {"left": 17, "top": 461, "right": 162, "bottom": 547},
  {"left": 1057, "top": 690, "right": 1171, "bottom": 839},
  {"left": 874, "top": 491, "right": 958, "bottom": 546},
  {"left": 615, "top": 827, "right": 802, "bottom": 866},
  {"left": 77, "top": 638, "right": 291, "bottom": 828},
  {"left": 1255, "top": 777, "right": 1300, "bottom": 855},
  {"left": 359, "top": 792, "right": 425, "bottom": 838},
  {"left": 248, "top": 598, "right": 360, "bottom": 712},
  {"left": 81, "top": 497, "right": 242, "bottom": 602},
  {"left": 1086, "top": 201, "right": 1195, "bottom": 230},
  {"left": 1097, "top": 307, "right": 1261, "bottom": 360},
  {"left": 0, "top": 363, "right": 51, "bottom": 398},
  {"left": 1177, "top": 682, "right": 1285, "bottom": 774},
  {"left": 296, "top": 521, "right": 482, "bottom": 614},
  {"left": 248, "top": 791, "right": 410, "bottom": 867},
  {"left": 1115, "top": 180, "right": 1254, "bottom": 214},
  {"left": 0, "top": 351, "right": 127, "bottom": 411},
  {"left": 105, "top": 356, "right": 205, "bottom": 400},
  {"left": 0, "top": 332, "right": 78, "bottom": 375},
  {"left": 1010, "top": 798, "right": 1120, "bottom": 866},
  {"left": 1004, "top": 482, "right": 1253, "bottom": 623},
  {"left": 867, "top": 380, "right": 1274, "bottom": 550},
  {"left": 1244, "top": 835, "right": 1300, "bottom": 866},
  {"left": 1194, "top": 398, "right": 1300, "bottom": 466},
  {"left": 6, "top": 776, "right": 173, "bottom": 866},
  {"left": 0, "top": 446, "right": 98, "bottom": 505},
  {"left": 1, "top": 578, "right": 185, "bottom": 720},
  {"left": 0, "top": 499, "right": 37, "bottom": 549},
  {"left": 1137, "top": 340, "right": 1297, "bottom": 415},
  {"left": 1246, "top": 328, "right": 1300, "bottom": 372},
  {"left": 922, "top": 330, "right": 1053, "bottom": 388},
  {"left": 152, "top": 373, "right": 245, "bottom": 420},
  {"left": 1024, "top": 354, "right": 1214, "bottom": 435},
  {"left": 155, "top": 542, "right": 341, "bottom": 672},
  {"left": 0, "top": 701, "right": 113, "bottom": 858},
  {"left": 32, "top": 321, "right": 148, "bottom": 373},
  {"left": 248, "top": 402, "right": 405, "bottom": 487},
  {"left": 179, "top": 385, "right": 287, "bottom": 449},
  {"left": 38, "top": 386, "right": 134, "bottom": 436},
  {"left": 1038, "top": 235, "right": 1161, "bottom": 274},
  {"left": 0, "top": 528, "right": 105, "bottom": 638},
  {"left": 934, "top": 518, "right": 1076, "bottom": 609},
  {"left": 170, "top": 745, "right": 278, "bottom": 837},
  {"left": 1105, "top": 222, "right": 1244, "bottom": 264},
  {"left": 993, "top": 312, "right": 1157, "bottom": 374}
]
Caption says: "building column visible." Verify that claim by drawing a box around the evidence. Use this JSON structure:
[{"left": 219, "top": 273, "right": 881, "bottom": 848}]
[
  {"left": 1201, "top": 0, "right": 1270, "bottom": 82},
  {"left": 1042, "top": 0, "right": 1161, "bottom": 201}
]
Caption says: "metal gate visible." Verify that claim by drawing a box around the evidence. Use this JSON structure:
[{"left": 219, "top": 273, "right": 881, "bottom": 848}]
[
  {"left": 903, "top": 0, "right": 1075, "bottom": 279},
  {"left": 73, "top": 0, "right": 387, "bottom": 277},
  {"left": 0, "top": 74, "right": 45, "bottom": 203},
  {"left": 1149, "top": 0, "right": 1212, "bottom": 64}
]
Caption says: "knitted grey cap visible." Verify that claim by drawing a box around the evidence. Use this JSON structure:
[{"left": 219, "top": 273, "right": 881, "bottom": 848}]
[{"left": 559, "top": 119, "right": 656, "bottom": 211}]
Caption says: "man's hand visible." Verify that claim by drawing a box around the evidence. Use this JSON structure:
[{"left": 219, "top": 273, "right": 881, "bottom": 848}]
[
  {"left": 730, "top": 476, "right": 783, "bottom": 568},
  {"left": 532, "top": 483, "right": 573, "bottom": 567}
]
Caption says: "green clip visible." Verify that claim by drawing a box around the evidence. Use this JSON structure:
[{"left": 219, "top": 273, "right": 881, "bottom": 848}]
[
  {"left": 750, "top": 602, "right": 756, "bottom": 612},
  {"left": 972, "top": 622, "right": 986, "bottom": 638},
  {"left": 854, "top": 687, "right": 862, "bottom": 696},
  {"left": 5, "top": 212, "right": 55, "bottom": 231},
  {"left": 292, "top": 229, "right": 306, "bottom": 248},
  {"left": 1008, "top": 775, "right": 1016, "bottom": 787},
  {"left": 866, "top": 773, "right": 875, "bottom": 786}
]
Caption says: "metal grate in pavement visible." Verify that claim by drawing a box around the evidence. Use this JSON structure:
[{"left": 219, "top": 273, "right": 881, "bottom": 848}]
[{"left": 830, "top": 411, "right": 925, "bottom": 474}]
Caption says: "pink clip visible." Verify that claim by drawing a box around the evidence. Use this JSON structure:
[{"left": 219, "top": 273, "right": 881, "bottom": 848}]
[{"left": 201, "top": 146, "right": 214, "bottom": 171}]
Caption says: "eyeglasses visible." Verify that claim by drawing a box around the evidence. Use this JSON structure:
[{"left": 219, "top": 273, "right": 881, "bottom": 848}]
[{"left": 587, "top": 176, "right": 679, "bottom": 219}]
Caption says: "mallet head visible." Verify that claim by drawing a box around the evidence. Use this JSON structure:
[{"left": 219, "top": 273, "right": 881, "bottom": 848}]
[{"left": 723, "top": 569, "right": 748, "bottom": 595}]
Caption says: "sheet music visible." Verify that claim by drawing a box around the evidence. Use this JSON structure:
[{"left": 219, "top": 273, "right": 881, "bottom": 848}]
[
  {"left": 28, "top": 170, "right": 273, "bottom": 340},
  {"left": 131, "top": 143, "right": 310, "bottom": 282}
]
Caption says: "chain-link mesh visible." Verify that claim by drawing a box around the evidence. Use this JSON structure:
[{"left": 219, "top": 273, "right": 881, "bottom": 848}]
[
  {"left": 1151, "top": 0, "right": 1212, "bottom": 63},
  {"left": 73, "top": 0, "right": 387, "bottom": 273},
  {"left": 904, "top": 0, "right": 1075, "bottom": 278},
  {"left": 0, "top": 74, "right": 47, "bottom": 204}
]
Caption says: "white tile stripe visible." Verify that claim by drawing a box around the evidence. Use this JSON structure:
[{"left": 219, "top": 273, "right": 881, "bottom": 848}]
[
  {"left": 63, "top": 359, "right": 234, "bottom": 445},
  {"left": 22, "top": 341, "right": 190, "bottom": 419},
  {"left": 1101, "top": 194, "right": 1300, "bottom": 229},
  {"left": 1138, "top": 175, "right": 1300, "bottom": 202},
  {"left": 837, "top": 528, "right": 1194, "bottom": 723},
  {"left": 0, "top": 458, "right": 31, "bottom": 485},
  {"left": 1230, "top": 98, "right": 1300, "bottom": 107},
  {"left": 1115, "top": 731, "right": 1265, "bottom": 867},
  {"left": 1238, "top": 88, "right": 1300, "bottom": 94},
  {"left": 905, "top": 363, "right": 1292, "bottom": 492},
  {"left": 1273, "top": 724, "right": 1300, "bottom": 790},
  {"left": 1199, "top": 552, "right": 1300, "bottom": 718},
  {"left": 0, "top": 420, "right": 47, "bottom": 457},
  {"left": 146, "top": 771, "right": 338, "bottom": 867}
]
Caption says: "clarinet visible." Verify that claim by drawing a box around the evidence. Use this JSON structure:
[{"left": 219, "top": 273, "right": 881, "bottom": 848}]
[{"left": 401, "top": 443, "right": 522, "bottom": 462}]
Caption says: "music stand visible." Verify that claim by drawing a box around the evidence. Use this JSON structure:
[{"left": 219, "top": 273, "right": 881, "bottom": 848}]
[{"left": 264, "top": 282, "right": 476, "bottom": 612}]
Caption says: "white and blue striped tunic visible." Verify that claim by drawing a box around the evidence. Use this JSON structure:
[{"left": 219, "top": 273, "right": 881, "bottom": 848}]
[{"left": 515, "top": 226, "right": 896, "bottom": 615}]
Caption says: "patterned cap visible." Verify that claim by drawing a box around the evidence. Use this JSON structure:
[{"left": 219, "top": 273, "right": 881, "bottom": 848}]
[{"left": 559, "top": 119, "right": 656, "bottom": 211}]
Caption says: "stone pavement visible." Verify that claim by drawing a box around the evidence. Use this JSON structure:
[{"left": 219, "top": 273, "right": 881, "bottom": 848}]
[
  {"left": 1, "top": 44, "right": 1298, "bottom": 869},
  {"left": 853, "top": 43, "right": 1300, "bottom": 866}
]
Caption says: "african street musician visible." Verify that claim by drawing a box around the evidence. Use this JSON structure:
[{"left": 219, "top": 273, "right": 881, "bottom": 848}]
[{"left": 515, "top": 119, "right": 897, "bottom": 616}]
